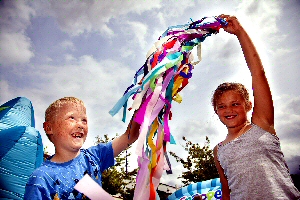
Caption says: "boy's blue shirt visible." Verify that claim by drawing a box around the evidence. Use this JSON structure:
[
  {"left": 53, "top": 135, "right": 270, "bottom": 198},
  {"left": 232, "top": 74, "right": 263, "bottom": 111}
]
[{"left": 24, "top": 142, "right": 114, "bottom": 200}]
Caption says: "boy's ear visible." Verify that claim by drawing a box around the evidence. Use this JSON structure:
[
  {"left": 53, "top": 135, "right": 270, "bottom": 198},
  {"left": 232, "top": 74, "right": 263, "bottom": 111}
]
[{"left": 43, "top": 122, "right": 52, "bottom": 134}]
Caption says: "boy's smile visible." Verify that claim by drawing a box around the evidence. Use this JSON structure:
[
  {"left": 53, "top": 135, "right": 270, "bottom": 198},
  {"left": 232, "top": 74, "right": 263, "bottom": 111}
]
[
  {"left": 72, "top": 132, "right": 84, "bottom": 138},
  {"left": 45, "top": 102, "right": 88, "bottom": 161}
]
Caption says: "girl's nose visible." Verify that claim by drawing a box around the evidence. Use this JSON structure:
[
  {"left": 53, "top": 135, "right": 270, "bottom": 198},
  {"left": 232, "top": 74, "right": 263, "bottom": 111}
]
[{"left": 225, "top": 106, "right": 233, "bottom": 113}]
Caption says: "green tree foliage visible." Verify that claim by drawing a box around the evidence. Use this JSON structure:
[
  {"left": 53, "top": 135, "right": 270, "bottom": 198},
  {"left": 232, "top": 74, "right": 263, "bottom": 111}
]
[
  {"left": 95, "top": 134, "right": 137, "bottom": 200},
  {"left": 43, "top": 146, "right": 51, "bottom": 160},
  {"left": 169, "top": 136, "right": 219, "bottom": 186}
]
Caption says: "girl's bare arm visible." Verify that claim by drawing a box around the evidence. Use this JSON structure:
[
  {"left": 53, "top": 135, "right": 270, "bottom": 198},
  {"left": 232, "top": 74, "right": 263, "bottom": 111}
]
[
  {"left": 213, "top": 145, "right": 230, "bottom": 200},
  {"left": 221, "top": 15, "right": 275, "bottom": 134}
]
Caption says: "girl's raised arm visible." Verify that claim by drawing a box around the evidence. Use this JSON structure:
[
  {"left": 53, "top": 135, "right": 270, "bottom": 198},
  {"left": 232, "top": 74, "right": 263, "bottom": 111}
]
[{"left": 221, "top": 15, "right": 275, "bottom": 134}]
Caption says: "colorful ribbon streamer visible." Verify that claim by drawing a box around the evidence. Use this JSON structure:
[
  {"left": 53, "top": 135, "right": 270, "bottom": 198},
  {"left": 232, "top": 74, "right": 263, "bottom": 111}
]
[{"left": 109, "top": 16, "right": 227, "bottom": 200}]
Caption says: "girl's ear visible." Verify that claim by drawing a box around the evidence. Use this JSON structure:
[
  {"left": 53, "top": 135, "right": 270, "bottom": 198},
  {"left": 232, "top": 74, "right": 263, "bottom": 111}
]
[
  {"left": 246, "top": 101, "right": 253, "bottom": 112},
  {"left": 43, "top": 122, "right": 52, "bottom": 134}
]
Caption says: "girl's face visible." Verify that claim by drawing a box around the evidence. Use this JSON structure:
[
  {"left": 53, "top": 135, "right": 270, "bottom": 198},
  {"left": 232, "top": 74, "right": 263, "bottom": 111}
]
[
  {"left": 46, "top": 102, "right": 88, "bottom": 154},
  {"left": 215, "top": 90, "right": 249, "bottom": 128}
]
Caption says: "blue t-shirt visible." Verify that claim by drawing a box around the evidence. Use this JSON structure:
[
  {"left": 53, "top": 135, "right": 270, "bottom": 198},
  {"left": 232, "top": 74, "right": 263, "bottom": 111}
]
[{"left": 24, "top": 142, "right": 114, "bottom": 200}]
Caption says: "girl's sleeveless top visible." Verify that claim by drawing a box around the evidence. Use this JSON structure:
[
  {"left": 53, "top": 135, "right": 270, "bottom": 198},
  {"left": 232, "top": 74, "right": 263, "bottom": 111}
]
[{"left": 217, "top": 124, "right": 300, "bottom": 199}]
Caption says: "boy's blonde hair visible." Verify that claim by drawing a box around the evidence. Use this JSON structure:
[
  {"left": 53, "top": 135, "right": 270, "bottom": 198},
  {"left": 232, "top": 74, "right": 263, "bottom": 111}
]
[
  {"left": 211, "top": 82, "right": 252, "bottom": 113},
  {"left": 45, "top": 97, "right": 85, "bottom": 122}
]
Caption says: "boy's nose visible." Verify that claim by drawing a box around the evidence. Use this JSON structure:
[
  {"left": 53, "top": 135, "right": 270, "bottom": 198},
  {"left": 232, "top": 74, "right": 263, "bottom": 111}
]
[{"left": 77, "top": 122, "right": 85, "bottom": 129}]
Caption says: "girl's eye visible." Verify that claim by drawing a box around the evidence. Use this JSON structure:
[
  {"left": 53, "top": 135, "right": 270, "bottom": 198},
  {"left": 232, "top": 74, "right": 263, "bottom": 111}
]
[
  {"left": 82, "top": 119, "right": 87, "bottom": 124},
  {"left": 218, "top": 105, "right": 225, "bottom": 109},
  {"left": 233, "top": 103, "right": 240, "bottom": 106},
  {"left": 70, "top": 116, "right": 75, "bottom": 120}
]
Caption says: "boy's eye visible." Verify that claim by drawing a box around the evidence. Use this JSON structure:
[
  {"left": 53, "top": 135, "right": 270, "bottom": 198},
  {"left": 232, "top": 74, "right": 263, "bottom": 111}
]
[
  {"left": 233, "top": 103, "right": 240, "bottom": 106},
  {"left": 70, "top": 116, "right": 75, "bottom": 119},
  {"left": 82, "top": 119, "right": 87, "bottom": 124}
]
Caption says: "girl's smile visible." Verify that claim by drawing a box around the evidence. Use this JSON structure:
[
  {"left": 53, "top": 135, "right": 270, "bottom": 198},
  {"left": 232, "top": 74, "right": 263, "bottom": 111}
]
[{"left": 216, "top": 90, "right": 249, "bottom": 129}]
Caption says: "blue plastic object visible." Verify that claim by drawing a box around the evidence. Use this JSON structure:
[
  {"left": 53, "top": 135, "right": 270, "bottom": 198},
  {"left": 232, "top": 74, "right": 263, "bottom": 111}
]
[
  {"left": 0, "top": 97, "right": 43, "bottom": 199},
  {"left": 167, "top": 178, "right": 222, "bottom": 200}
]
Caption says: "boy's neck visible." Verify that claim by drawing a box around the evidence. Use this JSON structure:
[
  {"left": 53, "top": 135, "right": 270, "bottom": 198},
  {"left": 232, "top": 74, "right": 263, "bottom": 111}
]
[{"left": 51, "top": 150, "right": 81, "bottom": 163}]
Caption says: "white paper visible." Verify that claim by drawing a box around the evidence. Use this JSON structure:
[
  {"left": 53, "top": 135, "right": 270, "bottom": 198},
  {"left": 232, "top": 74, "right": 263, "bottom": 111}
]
[{"left": 74, "top": 174, "right": 114, "bottom": 200}]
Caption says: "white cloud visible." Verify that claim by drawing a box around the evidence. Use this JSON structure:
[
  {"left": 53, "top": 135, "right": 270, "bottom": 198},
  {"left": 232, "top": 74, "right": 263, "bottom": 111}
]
[
  {"left": 119, "top": 46, "right": 135, "bottom": 59},
  {"left": 47, "top": 1, "right": 162, "bottom": 36},
  {"left": 0, "top": 1, "right": 35, "bottom": 31},
  {"left": 236, "top": 0, "right": 282, "bottom": 36},
  {"left": 274, "top": 95, "right": 300, "bottom": 128},
  {"left": 155, "top": 12, "right": 167, "bottom": 30},
  {"left": 275, "top": 96, "right": 300, "bottom": 128},
  {"left": 126, "top": 21, "right": 148, "bottom": 49},
  {"left": 45, "top": 56, "right": 53, "bottom": 63},
  {"left": 161, "top": 163, "right": 185, "bottom": 187},
  {"left": 0, "top": 32, "right": 34, "bottom": 65},
  {"left": 64, "top": 54, "right": 76, "bottom": 62},
  {"left": 159, "top": 1, "right": 196, "bottom": 19},
  {"left": 0, "top": 1, "right": 35, "bottom": 65},
  {"left": 0, "top": 80, "right": 11, "bottom": 101},
  {"left": 235, "top": 1, "right": 282, "bottom": 54},
  {"left": 27, "top": 55, "right": 135, "bottom": 107},
  {"left": 61, "top": 40, "right": 76, "bottom": 51},
  {"left": 273, "top": 94, "right": 300, "bottom": 173}
]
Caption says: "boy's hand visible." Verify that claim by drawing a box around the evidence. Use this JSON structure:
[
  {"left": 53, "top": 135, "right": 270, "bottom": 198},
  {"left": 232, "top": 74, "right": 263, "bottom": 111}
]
[{"left": 219, "top": 14, "right": 244, "bottom": 36}]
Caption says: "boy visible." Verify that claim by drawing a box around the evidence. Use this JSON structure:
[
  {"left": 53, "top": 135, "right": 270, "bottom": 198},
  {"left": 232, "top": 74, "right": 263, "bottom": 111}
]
[{"left": 24, "top": 97, "right": 140, "bottom": 199}]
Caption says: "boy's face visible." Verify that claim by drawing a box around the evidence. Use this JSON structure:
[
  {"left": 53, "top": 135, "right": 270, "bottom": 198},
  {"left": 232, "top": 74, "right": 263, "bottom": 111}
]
[
  {"left": 45, "top": 102, "right": 88, "bottom": 153},
  {"left": 215, "top": 90, "right": 248, "bottom": 128}
]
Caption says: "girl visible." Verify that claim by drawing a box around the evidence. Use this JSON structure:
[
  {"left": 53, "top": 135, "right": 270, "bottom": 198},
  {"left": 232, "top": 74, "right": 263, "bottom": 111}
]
[{"left": 212, "top": 15, "right": 300, "bottom": 199}]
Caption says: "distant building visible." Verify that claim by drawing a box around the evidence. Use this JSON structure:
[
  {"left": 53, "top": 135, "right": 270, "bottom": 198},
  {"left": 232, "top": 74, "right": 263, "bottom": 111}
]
[
  {"left": 112, "top": 195, "right": 123, "bottom": 199},
  {"left": 157, "top": 183, "right": 177, "bottom": 199},
  {"left": 112, "top": 182, "right": 178, "bottom": 199}
]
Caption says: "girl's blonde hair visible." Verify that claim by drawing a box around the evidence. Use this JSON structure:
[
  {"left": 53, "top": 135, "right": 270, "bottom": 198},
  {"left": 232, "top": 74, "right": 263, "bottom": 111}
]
[
  {"left": 45, "top": 97, "right": 85, "bottom": 122},
  {"left": 211, "top": 82, "right": 252, "bottom": 113}
]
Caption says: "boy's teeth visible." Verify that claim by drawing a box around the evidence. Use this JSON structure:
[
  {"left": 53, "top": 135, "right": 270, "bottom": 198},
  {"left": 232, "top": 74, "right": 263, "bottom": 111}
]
[{"left": 72, "top": 133, "right": 82, "bottom": 138}]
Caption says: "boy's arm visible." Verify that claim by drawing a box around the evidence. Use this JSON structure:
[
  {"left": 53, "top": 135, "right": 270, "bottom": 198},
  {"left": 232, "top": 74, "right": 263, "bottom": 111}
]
[
  {"left": 112, "top": 111, "right": 140, "bottom": 157},
  {"left": 221, "top": 15, "right": 275, "bottom": 134},
  {"left": 24, "top": 183, "right": 46, "bottom": 200},
  {"left": 213, "top": 146, "right": 230, "bottom": 200}
]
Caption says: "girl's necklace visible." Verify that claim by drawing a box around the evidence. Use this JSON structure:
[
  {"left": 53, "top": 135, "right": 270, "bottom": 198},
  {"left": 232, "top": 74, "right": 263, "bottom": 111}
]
[{"left": 237, "top": 121, "right": 251, "bottom": 137}]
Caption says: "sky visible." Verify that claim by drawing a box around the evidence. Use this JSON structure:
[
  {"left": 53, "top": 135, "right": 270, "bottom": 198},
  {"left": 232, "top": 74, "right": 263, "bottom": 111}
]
[{"left": 1, "top": 0, "right": 299, "bottom": 188}]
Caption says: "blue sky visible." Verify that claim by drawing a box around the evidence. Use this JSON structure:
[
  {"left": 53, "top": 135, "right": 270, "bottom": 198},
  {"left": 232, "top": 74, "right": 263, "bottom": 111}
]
[{"left": 1, "top": 0, "right": 299, "bottom": 187}]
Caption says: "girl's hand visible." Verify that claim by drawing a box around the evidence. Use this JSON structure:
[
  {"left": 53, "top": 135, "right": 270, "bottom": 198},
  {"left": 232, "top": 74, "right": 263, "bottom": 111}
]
[{"left": 219, "top": 14, "right": 244, "bottom": 36}]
